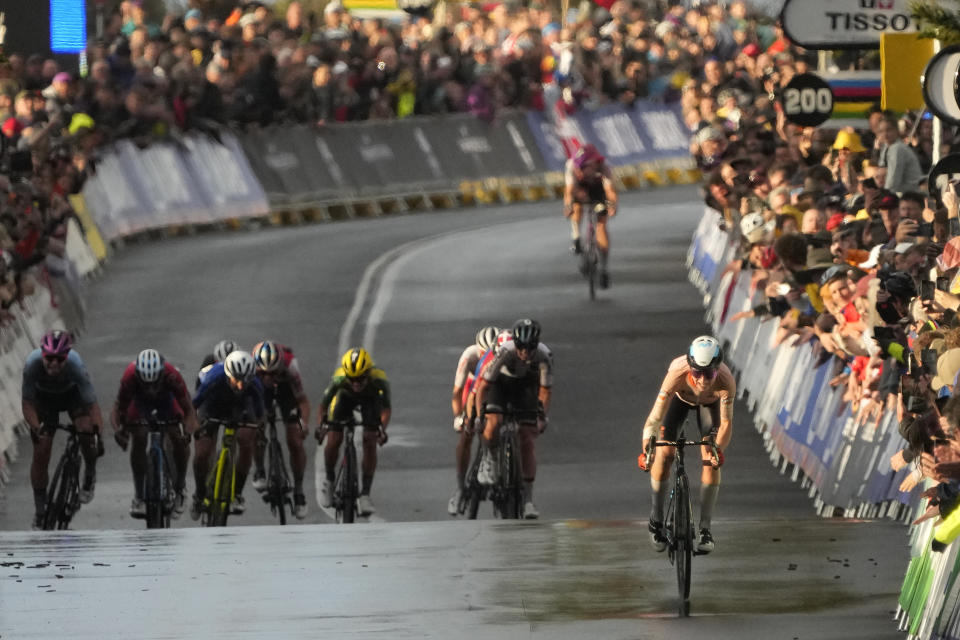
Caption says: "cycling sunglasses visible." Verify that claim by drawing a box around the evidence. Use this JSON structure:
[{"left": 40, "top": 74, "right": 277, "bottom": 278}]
[
  {"left": 43, "top": 354, "right": 66, "bottom": 364},
  {"left": 690, "top": 368, "right": 718, "bottom": 380}
]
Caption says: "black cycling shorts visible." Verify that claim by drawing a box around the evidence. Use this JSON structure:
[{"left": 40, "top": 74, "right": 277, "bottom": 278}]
[
  {"left": 660, "top": 395, "right": 720, "bottom": 441},
  {"left": 263, "top": 382, "right": 300, "bottom": 423},
  {"left": 327, "top": 389, "right": 382, "bottom": 431},
  {"left": 30, "top": 388, "right": 91, "bottom": 443},
  {"left": 573, "top": 180, "right": 608, "bottom": 207},
  {"left": 483, "top": 377, "right": 539, "bottom": 419}
]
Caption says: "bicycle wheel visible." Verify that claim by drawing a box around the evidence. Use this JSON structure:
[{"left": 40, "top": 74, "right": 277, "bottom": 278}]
[
  {"left": 144, "top": 445, "right": 160, "bottom": 528},
  {"left": 586, "top": 226, "right": 599, "bottom": 301},
  {"left": 43, "top": 452, "right": 70, "bottom": 530},
  {"left": 59, "top": 458, "right": 81, "bottom": 530},
  {"left": 499, "top": 438, "right": 521, "bottom": 519},
  {"left": 673, "top": 473, "right": 693, "bottom": 616},
  {"left": 268, "top": 438, "right": 288, "bottom": 525},
  {"left": 463, "top": 439, "right": 484, "bottom": 519},
  {"left": 336, "top": 445, "right": 357, "bottom": 523}
]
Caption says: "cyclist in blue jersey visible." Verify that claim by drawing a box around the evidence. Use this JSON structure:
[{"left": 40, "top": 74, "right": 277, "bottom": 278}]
[
  {"left": 22, "top": 330, "right": 104, "bottom": 529},
  {"left": 190, "top": 350, "right": 264, "bottom": 520}
]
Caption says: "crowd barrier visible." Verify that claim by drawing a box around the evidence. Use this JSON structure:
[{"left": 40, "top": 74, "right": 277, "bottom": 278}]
[
  {"left": 687, "top": 207, "right": 960, "bottom": 638},
  {"left": 79, "top": 102, "right": 697, "bottom": 242},
  {"left": 81, "top": 131, "right": 270, "bottom": 243}
]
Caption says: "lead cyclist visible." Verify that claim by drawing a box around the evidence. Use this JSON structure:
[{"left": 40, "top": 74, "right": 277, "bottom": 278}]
[{"left": 639, "top": 336, "right": 734, "bottom": 555}]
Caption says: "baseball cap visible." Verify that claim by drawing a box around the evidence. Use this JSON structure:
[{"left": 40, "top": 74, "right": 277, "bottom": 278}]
[
  {"left": 52, "top": 72, "right": 72, "bottom": 84},
  {"left": 825, "top": 212, "right": 845, "bottom": 231},
  {"left": 933, "top": 348, "right": 960, "bottom": 391},
  {"left": 878, "top": 190, "right": 900, "bottom": 210}
]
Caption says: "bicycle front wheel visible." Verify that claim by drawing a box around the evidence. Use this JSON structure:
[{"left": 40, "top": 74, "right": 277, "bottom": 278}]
[
  {"left": 499, "top": 438, "right": 522, "bottom": 520},
  {"left": 43, "top": 453, "right": 71, "bottom": 530},
  {"left": 336, "top": 445, "right": 357, "bottom": 524},
  {"left": 673, "top": 473, "right": 693, "bottom": 616},
  {"left": 267, "top": 438, "right": 289, "bottom": 525},
  {"left": 145, "top": 446, "right": 165, "bottom": 529}
]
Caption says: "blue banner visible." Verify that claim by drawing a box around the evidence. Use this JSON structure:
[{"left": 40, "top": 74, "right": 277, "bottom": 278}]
[{"left": 525, "top": 101, "right": 690, "bottom": 172}]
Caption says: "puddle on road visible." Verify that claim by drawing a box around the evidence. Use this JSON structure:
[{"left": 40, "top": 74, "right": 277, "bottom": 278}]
[{"left": 485, "top": 519, "right": 897, "bottom": 621}]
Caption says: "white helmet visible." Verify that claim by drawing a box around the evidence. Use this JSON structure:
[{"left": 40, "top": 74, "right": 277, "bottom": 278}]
[
  {"left": 475, "top": 326, "right": 501, "bottom": 352},
  {"left": 740, "top": 212, "right": 766, "bottom": 243},
  {"left": 687, "top": 335, "right": 723, "bottom": 371},
  {"left": 135, "top": 349, "right": 164, "bottom": 383},
  {"left": 224, "top": 350, "right": 256, "bottom": 383},
  {"left": 213, "top": 340, "right": 238, "bottom": 363}
]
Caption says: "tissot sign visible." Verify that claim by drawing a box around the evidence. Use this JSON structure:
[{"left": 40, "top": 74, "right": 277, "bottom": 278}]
[{"left": 781, "top": 0, "right": 922, "bottom": 50}]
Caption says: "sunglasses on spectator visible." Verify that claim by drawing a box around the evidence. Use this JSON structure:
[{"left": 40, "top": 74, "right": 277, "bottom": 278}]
[
  {"left": 690, "top": 368, "right": 718, "bottom": 380},
  {"left": 43, "top": 355, "right": 66, "bottom": 364}
]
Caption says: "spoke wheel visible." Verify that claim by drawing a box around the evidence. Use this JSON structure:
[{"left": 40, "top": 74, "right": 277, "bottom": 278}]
[{"left": 674, "top": 474, "right": 693, "bottom": 616}]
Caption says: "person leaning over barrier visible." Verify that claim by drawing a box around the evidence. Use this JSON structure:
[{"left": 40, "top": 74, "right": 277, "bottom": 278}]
[{"left": 22, "top": 330, "right": 104, "bottom": 529}]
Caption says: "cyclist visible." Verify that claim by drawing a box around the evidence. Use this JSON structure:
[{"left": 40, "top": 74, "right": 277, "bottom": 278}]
[
  {"left": 250, "top": 340, "right": 310, "bottom": 519},
  {"left": 195, "top": 339, "right": 238, "bottom": 390},
  {"left": 112, "top": 349, "right": 200, "bottom": 519},
  {"left": 22, "top": 330, "right": 104, "bottom": 529},
  {"left": 190, "top": 350, "right": 264, "bottom": 520},
  {"left": 639, "top": 335, "right": 734, "bottom": 555},
  {"left": 563, "top": 143, "right": 618, "bottom": 289},
  {"left": 474, "top": 319, "right": 552, "bottom": 520},
  {"left": 448, "top": 326, "right": 501, "bottom": 516},
  {"left": 315, "top": 348, "right": 391, "bottom": 517}
]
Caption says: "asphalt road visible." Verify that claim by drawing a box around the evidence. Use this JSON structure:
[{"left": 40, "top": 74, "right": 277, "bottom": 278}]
[{"left": 0, "top": 186, "right": 909, "bottom": 636}]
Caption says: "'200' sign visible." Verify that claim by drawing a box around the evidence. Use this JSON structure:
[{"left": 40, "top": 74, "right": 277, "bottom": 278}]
[{"left": 781, "top": 73, "right": 834, "bottom": 128}]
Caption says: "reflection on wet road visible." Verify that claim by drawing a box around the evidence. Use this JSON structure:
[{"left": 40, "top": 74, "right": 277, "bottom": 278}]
[{"left": 1, "top": 518, "right": 903, "bottom": 639}]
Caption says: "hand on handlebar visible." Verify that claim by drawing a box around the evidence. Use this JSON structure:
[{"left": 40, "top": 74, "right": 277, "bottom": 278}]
[
  {"left": 114, "top": 427, "right": 130, "bottom": 451},
  {"left": 638, "top": 436, "right": 656, "bottom": 471},
  {"left": 315, "top": 423, "right": 328, "bottom": 444}
]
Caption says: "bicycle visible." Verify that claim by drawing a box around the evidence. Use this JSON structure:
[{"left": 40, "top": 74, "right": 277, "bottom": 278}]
[
  {"left": 580, "top": 202, "right": 606, "bottom": 300},
  {"left": 460, "top": 408, "right": 535, "bottom": 520},
  {"left": 642, "top": 426, "right": 719, "bottom": 618},
  {"left": 41, "top": 423, "right": 92, "bottom": 530},
  {"left": 202, "top": 417, "right": 260, "bottom": 527},
  {"left": 136, "top": 411, "right": 182, "bottom": 529},
  {"left": 261, "top": 405, "right": 295, "bottom": 525}
]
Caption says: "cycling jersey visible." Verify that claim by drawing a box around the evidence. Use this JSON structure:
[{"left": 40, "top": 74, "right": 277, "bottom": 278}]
[
  {"left": 481, "top": 341, "right": 553, "bottom": 387},
  {"left": 115, "top": 361, "right": 191, "bottom": 424},
  {"left": 480, "top": 341, "right": 552, "bottom": 415},
  {"left": 565, "top": 158, "right": 614, "bottom": 204},
  {"left": 195, "top": 353, "right": 217, "bottom": 390},
  {"left": 645, "top": 356, "right": 735, "bottom": 442},
  {"left": 321, "top": 366, "right": 390, "bottom": 430},
  {"left": 193, "top": 362, "right": 264, "bottom": 424},
  {"left": 22, "top": 349, "right": 97, "bottom": 405},
  {"left": 255, "top": 344, "right": 307, "bottom": 420},
  {"left": 453, "top": 344, "right": 485, "bottom": 390}
]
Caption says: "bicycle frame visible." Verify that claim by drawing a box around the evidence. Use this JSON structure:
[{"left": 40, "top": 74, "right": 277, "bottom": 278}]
[
  {"left": 140, "top": 414, "right": 181, "bottom": 529},
  {"left": 327, "top": 418, "right": 360, "bottom": 524},
  {"left": 42, "top": 423, "right": 83, "bottom": 530},
  {"left": 461, "top": 408, "right": 535, "bottom": 520},
  {"left": 583, "top": 202, "right": 605, "bottom": 300},
  {"left": 264, "top": 410, "right": 293, "bottom": 525},
  {"left": 204, "top": 419, "right": 259, "bottom": 527},
  {"left": 650, "top": 425, "right": 718, "bottom": 618}
]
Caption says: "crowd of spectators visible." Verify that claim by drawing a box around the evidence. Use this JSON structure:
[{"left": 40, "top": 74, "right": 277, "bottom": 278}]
[{"left": 675, "top": 3, "right": 960, "bottom": 532}]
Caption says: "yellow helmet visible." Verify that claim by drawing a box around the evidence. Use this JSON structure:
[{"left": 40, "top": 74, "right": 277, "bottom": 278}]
[
  {"left": 832, "top": 129, "right": 867, "bottom": 153},
  {"left": 341, "top": 348, "right": 373, "bottom": 378}
]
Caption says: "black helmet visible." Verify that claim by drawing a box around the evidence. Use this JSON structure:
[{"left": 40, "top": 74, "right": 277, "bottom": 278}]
[
  {"left": 881, "top": 270, "right": 916, "bottom": 302},
  {"left": 511, "top": 319, "right": 541, "bottom": 350}
]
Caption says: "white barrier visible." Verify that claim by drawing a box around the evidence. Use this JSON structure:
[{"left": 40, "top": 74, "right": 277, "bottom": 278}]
[
  {"left": 687, "top": 207, "right": 960, "bottom": 637},
  {"left": 0, "top": 282, "right": 65, "bottom": 495}
]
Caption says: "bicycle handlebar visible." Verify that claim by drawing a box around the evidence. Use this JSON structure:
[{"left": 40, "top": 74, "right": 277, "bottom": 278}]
[
  {"left": 203, "top": 418, "right": 261, "bottom": 429},
  {"left": 652, "top": 438, "right": 717, "bottom": 449}
]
